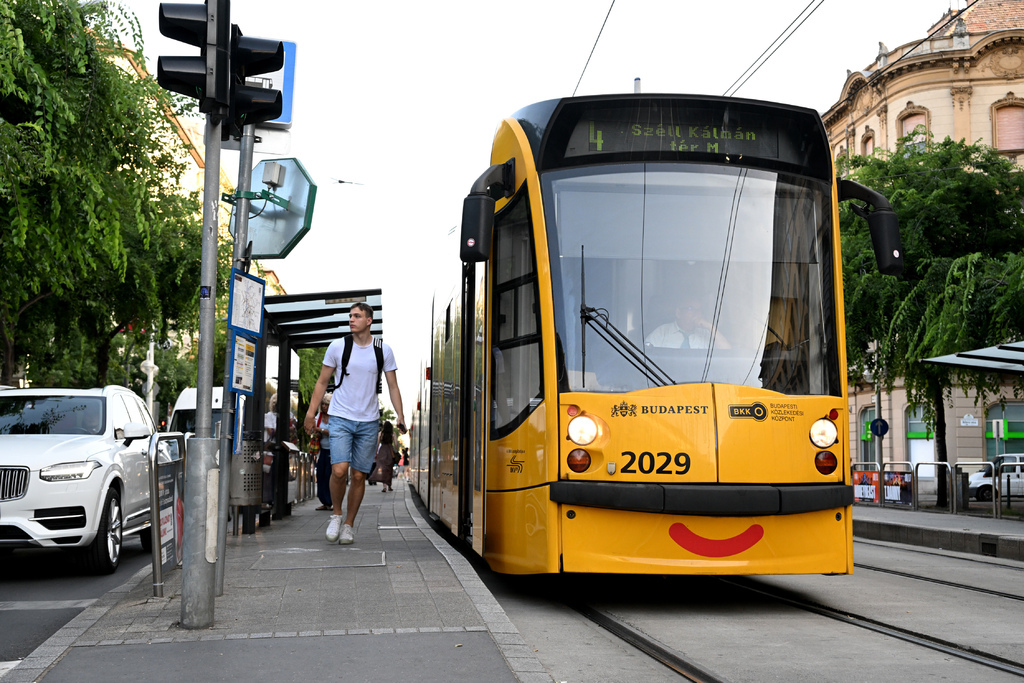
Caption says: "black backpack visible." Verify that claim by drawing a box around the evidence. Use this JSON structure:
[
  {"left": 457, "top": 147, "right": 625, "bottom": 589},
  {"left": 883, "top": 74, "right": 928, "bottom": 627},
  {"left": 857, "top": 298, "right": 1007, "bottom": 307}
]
[{"left": 332, "top": 336, "right": 385, "bottom": 395}]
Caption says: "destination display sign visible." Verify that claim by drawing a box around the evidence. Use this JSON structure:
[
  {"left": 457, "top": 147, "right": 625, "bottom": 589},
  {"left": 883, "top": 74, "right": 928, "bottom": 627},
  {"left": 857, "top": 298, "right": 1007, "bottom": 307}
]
[
  {"left": 538, "top": 97, "right": 831, "bottom": 179},
  {"left": 564, "top": 107, "right": 779, "bottom": 159}
]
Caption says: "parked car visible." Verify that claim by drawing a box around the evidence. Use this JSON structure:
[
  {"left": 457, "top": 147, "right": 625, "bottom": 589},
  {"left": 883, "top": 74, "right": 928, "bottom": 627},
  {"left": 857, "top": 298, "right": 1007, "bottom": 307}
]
[
  {"left": 968, "top": 454, "right": 1024, "bottom": 502},
  {"left": 0, "top": 386, "right": 156, "bottom": 573}
]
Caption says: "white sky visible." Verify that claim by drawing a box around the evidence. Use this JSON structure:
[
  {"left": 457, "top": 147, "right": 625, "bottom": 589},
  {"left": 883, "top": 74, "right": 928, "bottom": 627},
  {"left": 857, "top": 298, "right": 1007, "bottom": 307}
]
[{"left": 118, "top": 0, "right": 963, "bottom": 421}]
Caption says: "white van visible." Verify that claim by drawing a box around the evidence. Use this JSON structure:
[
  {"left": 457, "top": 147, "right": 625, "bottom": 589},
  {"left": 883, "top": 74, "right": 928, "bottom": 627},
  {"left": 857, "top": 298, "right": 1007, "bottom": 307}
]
[{"left": 169, "top": 387, "right": 224, "bottom": 435}]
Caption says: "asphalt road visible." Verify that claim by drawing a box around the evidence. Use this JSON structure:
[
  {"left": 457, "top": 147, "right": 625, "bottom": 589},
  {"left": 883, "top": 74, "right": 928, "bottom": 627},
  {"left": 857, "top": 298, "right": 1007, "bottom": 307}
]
[{"left": 0, "top": 535, "right": 152, "bottom": 670}]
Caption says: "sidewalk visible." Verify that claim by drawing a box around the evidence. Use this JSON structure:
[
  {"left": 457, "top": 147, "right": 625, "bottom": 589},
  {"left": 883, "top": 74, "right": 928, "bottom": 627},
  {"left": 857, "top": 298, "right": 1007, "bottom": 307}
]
[
  {"left": 853, "top": 503, "right": 1024, "bottom": 560},
  {"left": 5, "top": 480, "right": 552, "bottom": 683}
]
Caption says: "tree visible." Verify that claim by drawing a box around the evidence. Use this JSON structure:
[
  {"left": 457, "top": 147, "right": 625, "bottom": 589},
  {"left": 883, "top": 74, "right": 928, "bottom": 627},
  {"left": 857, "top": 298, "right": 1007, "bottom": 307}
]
[
  {"left": 842, "top": 132, "right": 1024, "bottom": 504},
  {"left": 0, "top": 1, "right": 200, "bottom": 385}
]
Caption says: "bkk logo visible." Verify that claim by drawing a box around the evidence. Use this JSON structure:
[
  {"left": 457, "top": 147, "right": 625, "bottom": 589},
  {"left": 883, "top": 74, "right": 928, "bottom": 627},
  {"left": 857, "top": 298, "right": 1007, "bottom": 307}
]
[{"left": 728, "top": 402, "right": 767, "bottom": 421}]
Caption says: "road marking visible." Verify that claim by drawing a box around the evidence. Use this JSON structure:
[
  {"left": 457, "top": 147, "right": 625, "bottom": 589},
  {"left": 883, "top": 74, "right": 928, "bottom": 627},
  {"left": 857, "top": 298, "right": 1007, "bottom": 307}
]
[{"left": 0, "top": 599, "right": 96, "bottom": 611}]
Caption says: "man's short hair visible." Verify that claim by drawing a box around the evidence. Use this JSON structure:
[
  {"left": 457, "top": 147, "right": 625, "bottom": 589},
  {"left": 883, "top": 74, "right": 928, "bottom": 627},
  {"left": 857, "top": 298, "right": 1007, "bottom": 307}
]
[{"left": 350, "top": 302, "right": 374, "bottom": 320}]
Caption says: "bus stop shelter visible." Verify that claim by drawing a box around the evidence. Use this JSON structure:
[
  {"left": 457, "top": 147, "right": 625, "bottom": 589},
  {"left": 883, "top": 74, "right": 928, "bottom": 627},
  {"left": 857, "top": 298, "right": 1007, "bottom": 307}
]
[
  {"left": 922, "top": 340, "right": 1024, "bottom": 376},
  {"left": 252, "top": 288, "right": 384, "bottom": 521}
]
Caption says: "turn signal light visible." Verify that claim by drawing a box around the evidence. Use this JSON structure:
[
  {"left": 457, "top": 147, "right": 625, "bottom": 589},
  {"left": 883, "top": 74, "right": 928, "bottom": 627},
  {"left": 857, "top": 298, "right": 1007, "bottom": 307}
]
[
  {"left": 815, "top": 451, "right": 838, "bottom": 475},
  {"left": 567, "top": 449, "right": 591, "bottom": 473}
]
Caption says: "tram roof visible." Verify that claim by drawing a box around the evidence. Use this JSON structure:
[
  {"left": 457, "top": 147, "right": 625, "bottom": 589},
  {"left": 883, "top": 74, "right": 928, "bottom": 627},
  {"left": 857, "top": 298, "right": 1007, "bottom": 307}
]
[
  {"left": 263, "top": 288, "right": 383, "bottom": 350},
  {"left": 922, "top": 341, "right": 1024, "bottom": 376}
]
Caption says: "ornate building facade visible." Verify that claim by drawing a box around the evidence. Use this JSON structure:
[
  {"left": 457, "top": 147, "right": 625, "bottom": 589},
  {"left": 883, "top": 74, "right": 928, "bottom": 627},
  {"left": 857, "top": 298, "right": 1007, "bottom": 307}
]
[{"left": 821, "top": 0, "right": 1024, "bottom": 489}]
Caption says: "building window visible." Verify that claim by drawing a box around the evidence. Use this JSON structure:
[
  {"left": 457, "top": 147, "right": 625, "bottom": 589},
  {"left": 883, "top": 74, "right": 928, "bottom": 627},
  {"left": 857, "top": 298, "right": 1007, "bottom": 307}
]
[
  {"left": 862, "top": 135, "right": 874, "bottom": 156},
  {"left": 906, "top": 406, "right": 934, "bottom": 478},
  {"left": 860, "top": 406, "right": 876, "bottom": 463},
  {"left": 898, "top": 103, "right": 929, "bottom": 152},
  {"left": 995, "top": 105, "right": 1024, "bottom": 151},
  {"left": 986, "top": 403, "right": 1024, "bottom": 460}
]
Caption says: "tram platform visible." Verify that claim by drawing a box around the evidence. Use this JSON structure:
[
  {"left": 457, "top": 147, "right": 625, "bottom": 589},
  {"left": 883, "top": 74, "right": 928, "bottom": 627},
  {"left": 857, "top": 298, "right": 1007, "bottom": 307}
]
[
  {"left": 4, "top": 479, "right": 552, "bottom": 683},
  {"left": 853, "top": 503, "right": 1024, "bottom": 561}
]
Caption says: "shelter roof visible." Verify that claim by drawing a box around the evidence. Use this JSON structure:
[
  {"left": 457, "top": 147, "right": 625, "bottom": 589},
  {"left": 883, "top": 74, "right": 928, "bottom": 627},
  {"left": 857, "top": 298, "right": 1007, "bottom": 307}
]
[
  {"left": 922, "top": 341, "right": 1024, "bottom": 375},
  {"left": 263, "top": 289, "right": 383, "bottom": 350}
]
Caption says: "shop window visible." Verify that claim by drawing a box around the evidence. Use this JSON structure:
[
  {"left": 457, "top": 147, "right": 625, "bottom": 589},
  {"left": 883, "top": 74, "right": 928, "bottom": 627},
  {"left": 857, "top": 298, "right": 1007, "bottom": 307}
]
[
  {"left": 860, "top": 406, "right": 876, "bottom": 463},
  {"left": 986, "top": 403, "right": 1024, "bottom": 459},
  {"left": 906, "top": 405, "right": 934, "bottom": 478}
]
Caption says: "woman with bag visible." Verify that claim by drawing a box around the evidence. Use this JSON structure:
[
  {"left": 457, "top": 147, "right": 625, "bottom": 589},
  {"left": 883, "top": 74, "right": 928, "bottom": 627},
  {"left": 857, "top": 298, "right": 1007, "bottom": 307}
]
[
  {"left": 369, "top": 421, "right": 396, "bottom": 492},
  {"left": 312, "top": 396, "right": 332, "bottom": 509}
]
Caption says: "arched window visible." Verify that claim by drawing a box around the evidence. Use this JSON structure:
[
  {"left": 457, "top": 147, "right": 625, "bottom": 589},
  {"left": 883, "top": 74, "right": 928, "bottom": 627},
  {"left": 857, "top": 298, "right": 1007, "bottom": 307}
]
[
  {"left": 862, "top": 135, "right": 874, "bottom": 156},
  {"left": 898, "top": 103, "right": 929, "bottom": 152},
  {"left": 901, "top": 113, "right": 927, "bottom": 137},
  {"left": 995, "top": 105, "right": 1024, "bottom": 150}
]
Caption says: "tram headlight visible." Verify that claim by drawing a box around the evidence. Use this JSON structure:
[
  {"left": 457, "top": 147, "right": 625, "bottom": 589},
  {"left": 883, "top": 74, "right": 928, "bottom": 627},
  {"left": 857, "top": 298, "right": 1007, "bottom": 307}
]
[
  {"left": 567, "top": 449, "right": 591, "bottom": 473},
  {"left": 815, "top": 451, "right": 838, "bottom": 475},
  {"left": 567, "top": 415, "right": 598, "bottom": 446},
  {"left": 809, "top": 418, "right": 838, "bottom": 448}
]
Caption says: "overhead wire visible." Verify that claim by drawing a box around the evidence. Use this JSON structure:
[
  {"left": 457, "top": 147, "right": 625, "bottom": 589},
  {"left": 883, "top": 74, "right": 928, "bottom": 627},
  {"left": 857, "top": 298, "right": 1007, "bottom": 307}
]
[
  {"left": 723, "top": 0, "right": 828, "bottom": 98},
  {"left": 573, "top": 0, "right": 616, "bottom": 97}
]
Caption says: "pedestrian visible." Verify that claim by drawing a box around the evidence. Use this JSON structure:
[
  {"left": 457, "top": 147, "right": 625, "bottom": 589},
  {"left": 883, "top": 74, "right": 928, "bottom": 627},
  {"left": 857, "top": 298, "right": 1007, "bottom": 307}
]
[
  {"left": 304, "top": 302, "right": 406, "bottom": 545},
  {"left": 313, "top": 394, "right": 332, "bottom": 510},
  {"left": 370, "top": 421, "right": 396, "bottom": 492},
  {"left": 398, "top": 447, "right": 409, "bottom": 481}
]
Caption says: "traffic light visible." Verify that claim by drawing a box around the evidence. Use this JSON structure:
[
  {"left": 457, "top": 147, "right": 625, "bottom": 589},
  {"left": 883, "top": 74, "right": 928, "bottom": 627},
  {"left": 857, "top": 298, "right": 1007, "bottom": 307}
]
[
  {"left": 156, "top": 1, "right": 230, "bottom": 112},
  {"left": 224, "top": 25, "right": 283, "bottom": 137}
]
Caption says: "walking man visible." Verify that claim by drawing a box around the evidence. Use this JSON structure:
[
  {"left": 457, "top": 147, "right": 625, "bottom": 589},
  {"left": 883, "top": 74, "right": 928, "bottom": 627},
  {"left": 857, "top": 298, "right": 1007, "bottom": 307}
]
[{"left": 304, "top": 303, "right": 406, "bottom": 544}]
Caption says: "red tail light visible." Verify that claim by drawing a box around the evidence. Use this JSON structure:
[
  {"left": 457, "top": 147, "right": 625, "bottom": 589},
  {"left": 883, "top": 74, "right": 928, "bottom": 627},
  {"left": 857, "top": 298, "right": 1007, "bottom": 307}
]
[
  {"left": 815, "top": 451, "right": 838, "bottom": 475},
  {"left": 567, "top": 449, "right": 591, "bottom": 473}
]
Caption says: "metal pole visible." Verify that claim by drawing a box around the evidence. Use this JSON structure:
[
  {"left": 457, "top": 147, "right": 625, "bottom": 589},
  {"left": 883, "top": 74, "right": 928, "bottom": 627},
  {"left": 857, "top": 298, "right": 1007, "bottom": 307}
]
[
  {"left": 215, "top": 123, "right": 257, "bottom": 595},
  {"left": 181, "top": 114, "right": 223, "bottom": 629}
]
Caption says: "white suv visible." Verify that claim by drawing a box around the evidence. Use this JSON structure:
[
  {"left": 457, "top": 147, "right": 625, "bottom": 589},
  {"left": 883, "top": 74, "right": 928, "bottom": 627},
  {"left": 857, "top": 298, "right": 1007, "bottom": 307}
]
[{"left": 0, "top": 386, "right": 156, "bottom": 573}]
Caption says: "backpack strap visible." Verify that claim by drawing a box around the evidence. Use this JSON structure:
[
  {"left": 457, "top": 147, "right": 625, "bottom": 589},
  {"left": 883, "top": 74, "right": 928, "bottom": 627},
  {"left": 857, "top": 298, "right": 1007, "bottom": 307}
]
[
  {"left": 331, "top": 335, "right": 355, "bottom": 391},
  {"left": 374, "top": 338, "right": 384, "bottom": 395}
]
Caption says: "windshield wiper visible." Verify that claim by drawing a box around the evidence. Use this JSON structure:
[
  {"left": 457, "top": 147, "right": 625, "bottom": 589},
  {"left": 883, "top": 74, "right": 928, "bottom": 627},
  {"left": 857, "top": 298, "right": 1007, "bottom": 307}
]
[{"left": 580, "top": 246, "right": 674, "bottom": 388}]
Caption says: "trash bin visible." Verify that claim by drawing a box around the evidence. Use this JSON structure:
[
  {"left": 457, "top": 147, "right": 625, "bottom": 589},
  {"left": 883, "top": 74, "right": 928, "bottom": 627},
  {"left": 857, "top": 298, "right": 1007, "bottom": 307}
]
[{"left": 229, "top": 431, "right": 263, "bottom": 507}]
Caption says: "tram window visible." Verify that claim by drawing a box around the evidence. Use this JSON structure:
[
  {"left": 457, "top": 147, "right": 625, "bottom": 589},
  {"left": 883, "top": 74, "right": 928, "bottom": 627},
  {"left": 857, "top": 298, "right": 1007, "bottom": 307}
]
[{"left": 490, "top": 191, "right": 543, "bottom": 437}]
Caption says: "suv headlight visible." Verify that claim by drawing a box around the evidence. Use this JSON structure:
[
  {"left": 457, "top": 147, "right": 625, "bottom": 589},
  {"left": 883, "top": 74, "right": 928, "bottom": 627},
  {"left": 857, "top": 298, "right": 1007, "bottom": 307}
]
[{"left": 39, "top": 461, "right": 101, "bottom": 482}]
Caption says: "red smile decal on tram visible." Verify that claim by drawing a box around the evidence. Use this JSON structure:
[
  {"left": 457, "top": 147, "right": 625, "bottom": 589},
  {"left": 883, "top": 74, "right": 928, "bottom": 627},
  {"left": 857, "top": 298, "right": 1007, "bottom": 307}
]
[{"left": 668, "top": 523, "right": 764, "bottom": 557}]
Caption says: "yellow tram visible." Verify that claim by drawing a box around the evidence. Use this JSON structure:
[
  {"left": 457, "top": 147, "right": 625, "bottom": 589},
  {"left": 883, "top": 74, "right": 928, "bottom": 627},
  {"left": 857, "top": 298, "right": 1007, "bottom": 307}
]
[{"left": 410, "top": 94, "right": 902, "bottom": 575}]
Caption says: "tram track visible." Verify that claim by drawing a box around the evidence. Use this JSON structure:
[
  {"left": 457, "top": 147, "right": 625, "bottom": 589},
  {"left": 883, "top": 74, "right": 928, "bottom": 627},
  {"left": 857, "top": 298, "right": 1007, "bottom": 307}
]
[
  {"left": 567, "top": 602, "right": 731, "bottom": 683},
  {"left": 724, "top": 576, "right": 1024, "bottom": 678}
]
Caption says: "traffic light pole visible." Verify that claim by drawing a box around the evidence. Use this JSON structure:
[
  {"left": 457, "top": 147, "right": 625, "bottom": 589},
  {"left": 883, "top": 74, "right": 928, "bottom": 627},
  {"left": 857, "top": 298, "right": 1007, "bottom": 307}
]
[
  {"left": 181, "top": 114, "right": 223, "bottom": 630},
  {"left": 215, "top": 122, "right": 257, "bottom": 596}
]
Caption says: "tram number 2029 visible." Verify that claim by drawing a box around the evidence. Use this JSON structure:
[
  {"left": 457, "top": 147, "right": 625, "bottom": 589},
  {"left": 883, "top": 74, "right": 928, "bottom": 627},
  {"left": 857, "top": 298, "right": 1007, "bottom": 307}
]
[{"left": 620, "top": 451, "right": 690, "bottom": 475}]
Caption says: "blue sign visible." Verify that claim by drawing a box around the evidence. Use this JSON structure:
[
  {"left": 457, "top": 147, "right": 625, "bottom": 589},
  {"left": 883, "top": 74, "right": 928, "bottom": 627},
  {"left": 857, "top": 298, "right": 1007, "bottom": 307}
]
[
  {"left": 870, "top": 418, "right": 889, "bottom": 438},
  {"left": 266, "top": 41, "right": 296, "bottom": 128}
]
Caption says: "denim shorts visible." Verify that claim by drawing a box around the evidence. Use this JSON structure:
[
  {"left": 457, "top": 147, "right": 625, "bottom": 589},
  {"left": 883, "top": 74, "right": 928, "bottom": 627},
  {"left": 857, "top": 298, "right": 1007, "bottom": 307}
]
[{"left": 328, "top": 416, "right": 377, "bottom": 474}]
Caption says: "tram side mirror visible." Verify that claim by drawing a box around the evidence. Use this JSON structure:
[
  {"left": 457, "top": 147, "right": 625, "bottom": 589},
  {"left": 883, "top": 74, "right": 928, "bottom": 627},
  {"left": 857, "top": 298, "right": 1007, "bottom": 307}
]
[
  {"left": 460, "top": 158, "right": 516, "bottom": 263},
  {"left": 839, "top": 179, "right": 904, "bottom": 277},
  {"left": 460, "top": 193, "right": 495, "bottom": 263}
]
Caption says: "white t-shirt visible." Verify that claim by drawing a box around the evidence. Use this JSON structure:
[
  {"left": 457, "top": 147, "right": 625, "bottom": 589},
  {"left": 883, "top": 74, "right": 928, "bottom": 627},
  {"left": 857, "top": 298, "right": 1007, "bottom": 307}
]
[
  {"left": 645, "top": 322, "right": 712, "bottom": 349},
  {"left": 323, "top": 337, "right": 397, "bottom": 422}
]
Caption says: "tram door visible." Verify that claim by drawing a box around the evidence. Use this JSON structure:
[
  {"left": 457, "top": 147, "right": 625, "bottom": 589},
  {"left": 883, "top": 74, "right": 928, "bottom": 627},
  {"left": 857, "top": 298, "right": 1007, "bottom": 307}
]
[{"left": 458, "top": 262, "right": 487, "bottom": 556}]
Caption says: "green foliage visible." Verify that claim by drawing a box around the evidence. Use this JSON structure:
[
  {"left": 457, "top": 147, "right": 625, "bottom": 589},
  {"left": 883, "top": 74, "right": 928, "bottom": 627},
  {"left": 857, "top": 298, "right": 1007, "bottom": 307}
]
[
  {"left": 841, "top": 131, "right": 1024, "bottom": 428},
  {"left": 0, "top": 0, "right": 204, "bottom": 389}
]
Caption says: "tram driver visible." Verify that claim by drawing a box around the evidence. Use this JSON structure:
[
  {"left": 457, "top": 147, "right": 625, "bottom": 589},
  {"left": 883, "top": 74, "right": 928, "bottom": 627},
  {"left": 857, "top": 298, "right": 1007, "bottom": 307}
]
[{"left": 646, "top": 295, "right": 730, "bottom": 349}]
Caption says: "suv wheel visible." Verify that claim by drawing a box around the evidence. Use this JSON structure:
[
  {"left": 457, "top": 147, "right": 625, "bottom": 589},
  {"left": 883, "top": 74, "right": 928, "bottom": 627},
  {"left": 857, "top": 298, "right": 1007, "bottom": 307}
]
[{"left": 82, "top": 488, "right": 122, "bottom": 574}]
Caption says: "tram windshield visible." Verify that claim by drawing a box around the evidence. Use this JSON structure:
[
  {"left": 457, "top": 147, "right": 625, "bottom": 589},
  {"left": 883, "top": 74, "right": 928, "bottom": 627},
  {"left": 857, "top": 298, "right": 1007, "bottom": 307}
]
[{"left": 543, "top": 163, "right": 841, "bottom": 396}]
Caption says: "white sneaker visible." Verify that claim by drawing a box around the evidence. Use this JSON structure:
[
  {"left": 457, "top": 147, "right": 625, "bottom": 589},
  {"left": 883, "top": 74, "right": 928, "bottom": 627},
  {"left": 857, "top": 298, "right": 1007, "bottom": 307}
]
[
  {"left": 326, "top": 515, "right": 342, "bottom": 543},
  {"left": 339, "top": 523, "right": 354, "bottom": 545}
]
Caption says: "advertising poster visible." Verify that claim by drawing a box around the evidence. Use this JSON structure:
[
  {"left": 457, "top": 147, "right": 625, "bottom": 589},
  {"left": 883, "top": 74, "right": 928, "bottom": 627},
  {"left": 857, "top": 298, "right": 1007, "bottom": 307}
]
[
  {"left": 884, "top": 472, "right": 913, "bottom": 506},
  {"left": 157, "top": 457, "right": 185, "bottom": 571},
  {"left": 854, "top": 470, "right": 879, "bottom": 503}
]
